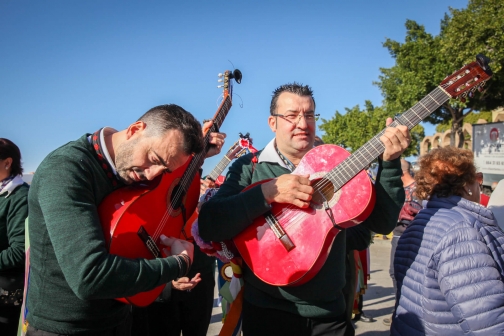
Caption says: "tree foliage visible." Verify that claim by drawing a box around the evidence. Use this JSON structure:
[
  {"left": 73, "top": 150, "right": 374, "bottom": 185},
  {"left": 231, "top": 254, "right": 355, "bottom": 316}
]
[
  {"left": 374, "top": 0, "right": 504, "bottom": 147},
  {"left": 319, "top": 101, "right": 424, "bottom": 157},
  {"left": 440, "top": 0, "right": 504, "bottom": 110},
  {"left": 435, "top": 110, "right": 493, "bottom": 133}
]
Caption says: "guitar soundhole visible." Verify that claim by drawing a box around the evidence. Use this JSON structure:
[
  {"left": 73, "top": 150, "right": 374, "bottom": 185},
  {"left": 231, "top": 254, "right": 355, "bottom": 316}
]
[
  {"left": 170, "top": 184, "right": 183, "bottom": 210},
  {"left": 166, "top": 178, "right": 184, "bottom": 216},
  {"left": 310, "top": 178, "right": 335, "bottom": 206}
]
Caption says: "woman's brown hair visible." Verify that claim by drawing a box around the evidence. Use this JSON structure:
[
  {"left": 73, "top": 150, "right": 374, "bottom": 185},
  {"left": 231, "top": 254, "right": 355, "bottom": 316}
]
[{"left": 415, "top": 147, "right": 476, "bottom": 200}]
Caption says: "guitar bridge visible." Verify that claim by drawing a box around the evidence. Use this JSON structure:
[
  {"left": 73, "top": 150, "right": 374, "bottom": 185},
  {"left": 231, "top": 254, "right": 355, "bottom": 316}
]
[
  {"left": 324, "top": 201, "right": 345, "bottom": 231},
  {"left": 265, "top": 212, "right": 295, "bottom": 251},
  {"left": 137, "top": 226, "right": 161, "bottom": 258}
]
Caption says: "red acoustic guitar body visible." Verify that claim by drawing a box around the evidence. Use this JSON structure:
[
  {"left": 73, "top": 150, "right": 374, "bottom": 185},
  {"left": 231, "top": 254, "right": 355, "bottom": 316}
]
[
  {"left": 99, "top": 160, "right": 201, "bottom": 306},
  {"left": 233, "top": 144, "right": 375, "bottom": 286}
]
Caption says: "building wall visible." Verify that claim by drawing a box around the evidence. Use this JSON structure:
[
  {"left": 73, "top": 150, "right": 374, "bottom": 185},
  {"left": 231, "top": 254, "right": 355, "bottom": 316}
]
[{"left": 419, "top": 108, "right": 504, "bottom": 156}]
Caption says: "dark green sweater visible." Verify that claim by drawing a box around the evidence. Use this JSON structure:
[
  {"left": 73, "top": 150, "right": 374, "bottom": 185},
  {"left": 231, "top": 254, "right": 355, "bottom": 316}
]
[
  {"left": 199, "top": 148, "right": 403, "bottom": 319},
  {"left": 27, "top": 134, "right": 182, "bottom": 334},
  {"left": 0, "top": 180, "right": 28, "bottom": 276}
]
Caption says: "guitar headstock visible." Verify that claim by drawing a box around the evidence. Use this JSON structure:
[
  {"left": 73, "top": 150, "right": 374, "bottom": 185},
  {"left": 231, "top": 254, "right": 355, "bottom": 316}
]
[
  {"left": 201, "top": 68, "right": 242, "bottom": 138},
  {"left": 226, "top": 132, "right": 254, "bottom": 160},
  {"left": 218, "top": 69, "right": 242, "bottom": 99},
  {"left": 440, "top": 54, "right": 492, "bottom": 102},
  {"left": 238, "top": 132, "right": 253, "bottom": 151}
]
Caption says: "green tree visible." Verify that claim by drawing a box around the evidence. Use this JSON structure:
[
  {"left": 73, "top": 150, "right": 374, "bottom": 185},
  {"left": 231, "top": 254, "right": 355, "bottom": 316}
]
[
  {"left": 319, "top": 101, "right": 424, "bottom": 157},
  {"left": 375, "top": 0, "right": 504, "bottom": 147}
]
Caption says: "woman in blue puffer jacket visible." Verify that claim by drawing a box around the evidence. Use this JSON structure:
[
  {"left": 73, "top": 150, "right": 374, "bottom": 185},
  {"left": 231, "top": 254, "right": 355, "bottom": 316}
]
[{"left": 392, "top": 147, "right": 504, "bottom": 335}]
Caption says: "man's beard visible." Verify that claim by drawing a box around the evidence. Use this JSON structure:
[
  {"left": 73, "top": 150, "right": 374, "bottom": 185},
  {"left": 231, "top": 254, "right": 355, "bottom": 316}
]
[{"left": 115, "top": 138, "right": 145, "bottom": 184}]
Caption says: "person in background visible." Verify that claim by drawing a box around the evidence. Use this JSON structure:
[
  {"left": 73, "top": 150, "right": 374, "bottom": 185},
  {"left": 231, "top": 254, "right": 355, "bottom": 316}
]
[
  {"left": 383, "top": 159, "right": 421, "bottom": 326},
  {"left": 351, "top": 250, "right": 374, "bottom": 324},
  {"left": 0, "top": 139, "right": 28, "bottom": 336},
  {"left": 26, "top": 104, "right": 225, "bottom": 336},
  {"left": 392, "top": 147, "right": 504, "bottom": 335},
  {"left": 199, "top": 83, "right": 409, "bottom": 336},
  {"left": 488, "top": 179, "right": 504, "bottom": 230},
  {"left": 313, "top": 135, "right": 324, "bottom": 147},
  {"left": 476, "top": 172, "right": 490, "bottom": 207}
]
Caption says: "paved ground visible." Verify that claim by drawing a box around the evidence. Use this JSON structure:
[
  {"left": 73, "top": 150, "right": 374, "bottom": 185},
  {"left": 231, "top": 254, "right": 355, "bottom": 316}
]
[
  {"left": 352, "top": 237, "right": 395, "bottom": 336},
  {"left": 206, "top": 237, "right": 394, "bottom": 336}
]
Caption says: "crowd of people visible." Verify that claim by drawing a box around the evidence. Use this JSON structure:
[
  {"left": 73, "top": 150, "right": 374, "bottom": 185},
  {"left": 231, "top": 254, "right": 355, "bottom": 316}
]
[{"left": 0, "top": 82, "right": 502, "bottom": 336}]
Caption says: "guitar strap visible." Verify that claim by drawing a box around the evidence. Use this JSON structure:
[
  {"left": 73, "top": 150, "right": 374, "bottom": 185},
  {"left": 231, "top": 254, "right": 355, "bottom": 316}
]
[{"left": 274, "top": 145, "right": 296, "bottom": 172}]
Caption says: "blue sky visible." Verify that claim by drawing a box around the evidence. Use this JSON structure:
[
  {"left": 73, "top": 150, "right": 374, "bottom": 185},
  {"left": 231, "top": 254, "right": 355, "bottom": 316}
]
[{"left": 1, "top": 0, "right": 468, "bottom": 174}]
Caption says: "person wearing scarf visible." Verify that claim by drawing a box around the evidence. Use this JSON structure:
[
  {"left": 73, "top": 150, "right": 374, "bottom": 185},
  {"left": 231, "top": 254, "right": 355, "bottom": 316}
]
[{"left": 0, "top": 138, "right": 29, "bottom": 336}]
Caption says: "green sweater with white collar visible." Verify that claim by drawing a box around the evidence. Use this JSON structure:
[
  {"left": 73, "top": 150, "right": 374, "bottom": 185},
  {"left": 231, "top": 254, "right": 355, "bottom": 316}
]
[
  {"left": 27, "top": 134, "right": 183, "bottom": 334},
  {"left": 199, "top": 147, "right": 403, "bottom": 319}
]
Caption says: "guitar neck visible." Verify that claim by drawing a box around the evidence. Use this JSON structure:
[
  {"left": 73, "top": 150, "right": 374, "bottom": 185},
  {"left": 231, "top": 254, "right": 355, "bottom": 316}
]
[
  {"left": 207, "top": 151, "right": 233, "bottom": 181},
  {"left": 327, "top": 86, "right": 451, "bottom": 190},
  {"left": 194, "top": 95, "right": 232, "bottom": 170},
  {"left": 179, "top": 95, "right": 233, "bottom": 193}
]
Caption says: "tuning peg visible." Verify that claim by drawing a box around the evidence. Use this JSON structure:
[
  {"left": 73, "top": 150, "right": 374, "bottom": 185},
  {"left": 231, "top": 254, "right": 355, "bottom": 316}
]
[
  {"left": 217, "top": 79, "right": 223, "bottom": 82},
  {"left": 468, "top": 91, "right": 474, "bottom": 98},
  {"left": 460, "top": 97, "right": 466, "bottom": 103},
  {"left": 478, "top": 86, "right": 485, "bottom": 92},
  {"left": 217, "top": 85, "right": 224, "bottom": 88},
  {"left": 218, "top": 73, "right": 224, "bottom": 78}
]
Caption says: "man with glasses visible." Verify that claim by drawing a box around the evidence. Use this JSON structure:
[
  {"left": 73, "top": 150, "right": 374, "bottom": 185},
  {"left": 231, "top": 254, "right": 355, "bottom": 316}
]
[{"left": 198, "top": 83, "right": 409, "bottom": 336}]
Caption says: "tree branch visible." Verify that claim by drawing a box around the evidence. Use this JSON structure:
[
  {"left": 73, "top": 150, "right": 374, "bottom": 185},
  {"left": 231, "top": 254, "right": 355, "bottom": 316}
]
[
  {"left": 444, "top": 103, "right": 456, "bottom": 119},
  {"left": 455, "top": 107, "right": 474, "bottom": 123}
]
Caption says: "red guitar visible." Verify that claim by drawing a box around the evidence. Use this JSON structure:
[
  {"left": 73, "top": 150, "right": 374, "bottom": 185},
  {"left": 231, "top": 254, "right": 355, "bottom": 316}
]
[
  {"left": 179, "top": 132, "right": 256, "bottom": 241},
  {"left": 99, "top": 69, "right": 242, "bottom": 306},
  {"left": 233, "top": 55, "right": 493, "bottom": 286}
]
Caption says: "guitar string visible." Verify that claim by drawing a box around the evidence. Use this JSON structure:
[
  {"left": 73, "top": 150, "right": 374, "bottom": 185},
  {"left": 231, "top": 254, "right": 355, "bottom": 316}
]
[
  {"left": 210, "top": 140, "right": 251, "bottom": 179},
  {"left": 151, "top": 94, "right": 233, "bottom": 242},
  {"left": 313, "top": 87, "right": 449, "bottom": 192},
  {"left": 151, "top": 101, "right": 227, "bottom": 241},
  {"left": 208, "top": 140, "right": 242, "bottom": 180},
  {"left": 151, "top": 107, "right": 226, "bottom": 242}
]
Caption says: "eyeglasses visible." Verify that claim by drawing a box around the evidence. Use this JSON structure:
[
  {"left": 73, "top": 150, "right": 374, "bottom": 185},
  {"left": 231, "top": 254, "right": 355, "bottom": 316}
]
[{"left": 272, "top": 112, "right": 320, "bottom": 125}]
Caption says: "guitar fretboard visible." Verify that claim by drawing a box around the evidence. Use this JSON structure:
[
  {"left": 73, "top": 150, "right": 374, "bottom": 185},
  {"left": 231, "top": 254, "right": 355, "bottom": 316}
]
[
  {"left": 207, "top": 154, "right": 232, "bottom": 181},
  {"left": 324, "top": 86, "right": 451, "bottom": 192},
  {"left": 179, "top": 95, "right": 233, "bottom": 194}
]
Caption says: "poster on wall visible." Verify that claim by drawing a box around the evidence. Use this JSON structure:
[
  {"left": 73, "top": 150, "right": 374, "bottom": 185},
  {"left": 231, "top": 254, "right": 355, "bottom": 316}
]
[{"left": 473, "top": 122, "right": 504, "bottom": 173}]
